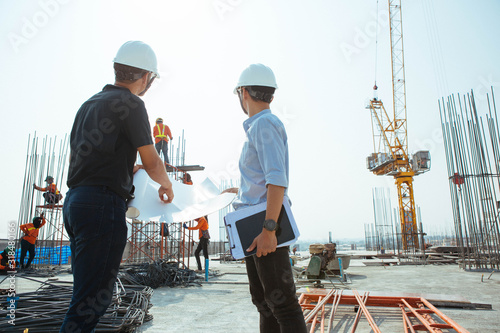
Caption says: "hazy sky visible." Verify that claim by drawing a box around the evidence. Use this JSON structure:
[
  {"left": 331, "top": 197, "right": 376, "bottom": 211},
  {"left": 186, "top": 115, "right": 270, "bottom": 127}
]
[{"left": 1, "top": 0, "right": 499, "bottom": 242}]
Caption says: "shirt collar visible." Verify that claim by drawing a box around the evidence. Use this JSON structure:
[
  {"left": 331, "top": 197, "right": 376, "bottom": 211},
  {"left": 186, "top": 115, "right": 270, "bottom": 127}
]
[
  {"left": 243, "top": 109, "right": 271, "bottom": 132},
  {"left": 103, "top": 84, "right": 132, "bottom": 92}
]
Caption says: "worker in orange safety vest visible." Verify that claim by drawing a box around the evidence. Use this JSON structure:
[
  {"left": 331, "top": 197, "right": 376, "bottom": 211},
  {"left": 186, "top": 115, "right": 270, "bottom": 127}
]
[
  {"left": 19, "top": 213, "right": 47, "bottom": 269},
  {"left": 0, "top": 247, "right": 15, "bottom": 273},
  {"left": 183, "top": 216, "right": 210, "bottom": 272},
  {"left": 153, "top": 117, "right": 173, "bottom": 164},
  {"left": 34, "top": 176, "right": 63, "bottom": 204},
  {"left": 182, "top": 173, "right": 193, "bottom": 185}
]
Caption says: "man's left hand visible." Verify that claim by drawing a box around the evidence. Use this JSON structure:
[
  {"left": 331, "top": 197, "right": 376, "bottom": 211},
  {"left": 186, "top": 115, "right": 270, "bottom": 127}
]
[{"left": 246, "top": 229, "right": 277, "bottom": 257}]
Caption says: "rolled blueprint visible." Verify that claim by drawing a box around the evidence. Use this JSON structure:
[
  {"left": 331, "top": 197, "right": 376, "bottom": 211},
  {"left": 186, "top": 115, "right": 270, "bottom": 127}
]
[{"left": 127, "top": 169, "right": 236, "bottom": 222}]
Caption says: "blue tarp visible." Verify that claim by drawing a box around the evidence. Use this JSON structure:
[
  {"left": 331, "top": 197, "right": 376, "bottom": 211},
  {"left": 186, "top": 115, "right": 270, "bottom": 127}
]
[{"left": 16, "top": 245, "right": 71, "bottom": 265}]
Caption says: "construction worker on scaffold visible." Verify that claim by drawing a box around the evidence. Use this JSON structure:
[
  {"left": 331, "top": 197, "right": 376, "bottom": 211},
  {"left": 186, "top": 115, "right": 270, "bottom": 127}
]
[
  {"left": 34, "top": 176, "right": 63, "bottom": 205},
  {"left": 153, "top": 117, "right": 173, "bottom": 164}
]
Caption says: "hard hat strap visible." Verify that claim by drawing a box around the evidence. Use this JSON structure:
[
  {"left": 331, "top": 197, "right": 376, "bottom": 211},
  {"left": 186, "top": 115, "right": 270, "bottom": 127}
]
[
  {"left": 248, "top": 89, "right": 273, "bottom": 103},
  {"left": 115, "top": 70, "right": 145, "bottom": 82},
  {"left": 138, "top": 75, "right": 156, "bottom": 97}
]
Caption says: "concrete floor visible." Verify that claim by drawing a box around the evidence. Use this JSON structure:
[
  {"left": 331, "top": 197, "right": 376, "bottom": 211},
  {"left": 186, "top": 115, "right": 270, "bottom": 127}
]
[
  {"left": 2, "top": 254, "right": 499, "bottom": 332},
  {"left": 136, "top": 255, "right": 500, "bottom": 333}
]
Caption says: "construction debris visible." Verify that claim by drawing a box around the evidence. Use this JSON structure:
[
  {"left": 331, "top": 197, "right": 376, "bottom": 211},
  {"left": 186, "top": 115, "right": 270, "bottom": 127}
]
[{"left": 298, "top": 288, "right": 481, "bottom": 332}]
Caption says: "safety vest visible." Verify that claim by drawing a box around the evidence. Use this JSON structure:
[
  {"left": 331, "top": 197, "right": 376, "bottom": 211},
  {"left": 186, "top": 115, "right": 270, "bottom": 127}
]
[
  {"left": 47, "top": 183, "right": 60, "bottom": 194},
  {"left": 155, "top": 124, "right": 169, "bottom": 141},
  {"left": 21, "top": 223, "right": 41, "bottom": 244}
]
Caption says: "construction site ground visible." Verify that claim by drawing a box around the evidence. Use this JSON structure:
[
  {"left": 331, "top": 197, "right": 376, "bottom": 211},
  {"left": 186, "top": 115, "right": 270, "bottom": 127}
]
[{"left": 5, "top": 252, "right": 500, "bottom": 332}]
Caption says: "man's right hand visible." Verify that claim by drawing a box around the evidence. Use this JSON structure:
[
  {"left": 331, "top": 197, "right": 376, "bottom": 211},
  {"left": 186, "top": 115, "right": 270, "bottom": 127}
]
[
  {"left": 138, "top": 144, "right": 175, "bottom": 204},
  {"left": 158, "top": 184, "right": 174, "bottom": 203}
]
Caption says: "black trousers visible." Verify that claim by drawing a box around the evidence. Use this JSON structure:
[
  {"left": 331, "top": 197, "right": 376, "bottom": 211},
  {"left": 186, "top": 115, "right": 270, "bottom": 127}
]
[
  {"left": 195, "top": 238, "right": 209, "bottom": 270},
  {"left": 245, "top": 247, "right": 307, "bottom": 333},
  {"left": 20, "top": 239, "right": 35, "bottom": 268}
]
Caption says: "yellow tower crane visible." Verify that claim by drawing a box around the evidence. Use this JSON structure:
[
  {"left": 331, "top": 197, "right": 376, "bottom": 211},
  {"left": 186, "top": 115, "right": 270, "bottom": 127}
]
[{"left": 366, "top": 0, "right": 430, "bottom": 250}]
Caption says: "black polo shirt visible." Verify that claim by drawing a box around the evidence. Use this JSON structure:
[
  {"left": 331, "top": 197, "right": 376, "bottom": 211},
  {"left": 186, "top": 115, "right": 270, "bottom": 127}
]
[{"left": 67, "top": 84, "right": 153, "bottom": 200}]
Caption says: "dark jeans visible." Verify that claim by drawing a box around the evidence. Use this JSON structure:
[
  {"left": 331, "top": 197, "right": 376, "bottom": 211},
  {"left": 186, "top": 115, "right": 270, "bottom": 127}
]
[
  {"left": 245, "top": 247, "right": 307, "bottom": 333},
  {"left": 20, "top": 239, "right": 35, "bottom": 268},
  {"left": 195, "top": 238, "right": 209, "bottom": 270},
  {"left": 43, "top": 191, "right": 61, "bottom": 204},
  {"left": 155, "top": 141, "right": 169, "bottom": 164},
  {"left": 60, "top": 186, "right": 128, "bottom": 333}
]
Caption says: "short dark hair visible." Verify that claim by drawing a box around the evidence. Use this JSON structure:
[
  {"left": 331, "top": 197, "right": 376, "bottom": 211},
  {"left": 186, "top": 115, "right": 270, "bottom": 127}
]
[
  {"left": 245, "top": 86, "right": 275, "bottom": 103},
  {"left": 114, "top": 63, "right": 148, "bottom": 83},
  {"left": 33, "top": 217, "right": 42, "bottom": 228}
]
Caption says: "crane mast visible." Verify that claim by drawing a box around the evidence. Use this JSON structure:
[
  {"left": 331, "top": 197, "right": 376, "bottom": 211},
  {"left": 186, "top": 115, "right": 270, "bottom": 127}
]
[
  {"left": 389, "top": 0, "right": 408, "bottom": 156},
  {"left": 366, "top": 0, "right": 430, "bottom": 250}
]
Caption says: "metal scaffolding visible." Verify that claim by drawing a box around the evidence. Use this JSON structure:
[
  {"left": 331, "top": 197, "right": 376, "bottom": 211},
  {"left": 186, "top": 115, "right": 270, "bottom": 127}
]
[
  {"left": 214, "top": 178, "right": 239, "bottom": 260},
  {"left": 16, "top": 131, "right": 209, "bottom": 269},
  {"left": 123, "top": 132, "right": 205, "bottom": 268},
  {"left": 365, "top": 186, "right": 428, "bottom": 263},
  {"left": 439, "top": 87, "right": 500, "bottom": 270},
  {"left": 16, "top": 133, "right": 70, "bottom": 267},
  {"left": 366, "top": 187, "right": 397, "bottom": 252}
]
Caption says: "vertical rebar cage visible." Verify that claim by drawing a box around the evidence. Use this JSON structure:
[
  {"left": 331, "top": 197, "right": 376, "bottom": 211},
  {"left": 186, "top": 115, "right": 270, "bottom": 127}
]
[
  {"left": 16, "top": 134, "right": 70, "bottom": 267},
  {"left": 439, "top": 88, "right": 500, "bottom": 270}
]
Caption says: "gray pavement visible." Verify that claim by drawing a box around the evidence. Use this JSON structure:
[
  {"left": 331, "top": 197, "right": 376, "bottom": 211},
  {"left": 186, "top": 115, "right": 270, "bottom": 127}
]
[
  {"left": 2, "top": 254, "right": 499, "bottom": 332},
  {"left": 137, "top": 255, "right": 500, "bottom": 333}
]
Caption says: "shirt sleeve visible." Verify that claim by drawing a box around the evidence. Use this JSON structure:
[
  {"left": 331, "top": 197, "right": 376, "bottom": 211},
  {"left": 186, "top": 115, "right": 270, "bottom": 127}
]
[
  {"left": 122, "top": 97, "right": 153, "bottom": 148},
  {"left": 187, "top": 222, "right": 202, "bottom": 231},
  {"left": 251, "top": 116, "right": 288, "bottom": 188}
]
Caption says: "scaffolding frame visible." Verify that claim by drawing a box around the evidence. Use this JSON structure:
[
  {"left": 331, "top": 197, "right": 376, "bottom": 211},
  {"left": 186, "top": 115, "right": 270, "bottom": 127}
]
[
  {"left": 15, "top": 134, "right": 70, "bottom": 267},
  {"left": 16, "top": 132, "right": 208, "bottom": 269}
]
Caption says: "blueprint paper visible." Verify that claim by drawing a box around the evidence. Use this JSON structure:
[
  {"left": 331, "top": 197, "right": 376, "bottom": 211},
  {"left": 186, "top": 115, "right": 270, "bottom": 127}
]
[{"left": 127, "top": 169, "right": 236, "bottom": 222}]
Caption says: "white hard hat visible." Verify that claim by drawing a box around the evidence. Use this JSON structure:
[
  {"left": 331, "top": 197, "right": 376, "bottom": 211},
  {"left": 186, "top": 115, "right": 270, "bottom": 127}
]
[
  {"left": 113, "top": 41, "right": 160, "bottom": 78},
  {"left": 233, "top": 63, "right": 277, "bottom": 94}
]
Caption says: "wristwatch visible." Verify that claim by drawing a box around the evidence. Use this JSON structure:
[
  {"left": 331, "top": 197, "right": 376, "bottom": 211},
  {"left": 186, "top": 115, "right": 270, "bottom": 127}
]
[{"left": 263, "top": 219, "right": 278, "bottom": 231}]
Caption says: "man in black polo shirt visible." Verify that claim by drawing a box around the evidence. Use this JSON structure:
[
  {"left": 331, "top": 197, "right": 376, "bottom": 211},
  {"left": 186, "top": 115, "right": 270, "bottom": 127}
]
[{"left": 61, "top": 41, "right": 174, "bottom": 332}]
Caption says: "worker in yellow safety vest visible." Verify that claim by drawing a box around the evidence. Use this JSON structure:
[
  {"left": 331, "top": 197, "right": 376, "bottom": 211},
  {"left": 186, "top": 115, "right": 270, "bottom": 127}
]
[
  {"left": 153, "top": 117, "right": 173, "bottom": 163},
  {"left": 19, "top": 213, "right": 46, "bottom": 269}
]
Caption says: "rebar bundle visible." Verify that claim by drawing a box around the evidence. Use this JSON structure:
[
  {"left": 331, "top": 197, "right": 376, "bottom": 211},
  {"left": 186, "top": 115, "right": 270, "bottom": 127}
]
[
  {"left": 439, "top": 87, "right": 500, "bottom": 270},
  {"left": 0, "top": 276, "right": 153, "bottom": 332},
  {"left": 120, "top": 260, "right": 199, "bottom": 289}
]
